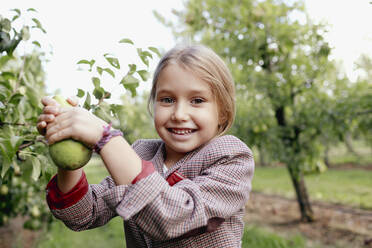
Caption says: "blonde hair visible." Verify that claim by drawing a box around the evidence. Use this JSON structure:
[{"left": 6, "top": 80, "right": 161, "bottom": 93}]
[{"left": 148, "top": 44, "right": 235, "bottom": 135}]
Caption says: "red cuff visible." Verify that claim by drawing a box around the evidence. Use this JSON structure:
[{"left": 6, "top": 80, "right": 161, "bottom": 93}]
[
  {"left": 131, "top": 160, "right": 155, "bottom": 184},
  {"left": 46, "top": 171, "right": 89, "bottom": 210},
  {"left": 166, "top": 171, "right": 185, "bottom": 186}
]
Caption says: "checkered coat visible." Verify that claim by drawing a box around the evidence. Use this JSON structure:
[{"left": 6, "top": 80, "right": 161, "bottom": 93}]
[{"left": 49, "top": 135, "right": 254, "bottom": 247}]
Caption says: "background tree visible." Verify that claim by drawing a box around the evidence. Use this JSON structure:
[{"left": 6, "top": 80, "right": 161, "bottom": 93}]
[
  {"left": 0, "top": 8, "right": 52, "bottom": 228},
  {"left": 156, "top": 0, "right": 369, "bottom": 222}
]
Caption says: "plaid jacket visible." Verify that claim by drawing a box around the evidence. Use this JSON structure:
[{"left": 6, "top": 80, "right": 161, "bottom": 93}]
[{"left": 48, "top": 135, "right": 254, "bottom": 247}]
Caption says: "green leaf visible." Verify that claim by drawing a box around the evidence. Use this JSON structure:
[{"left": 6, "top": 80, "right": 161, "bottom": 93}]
[
  {"left": 120, "top": 75, "right": 139, "bottom": 96},
  {"left": 137, "top": 70, "right": 150, "bottom": 81},
  {"left": 119, "top": 38, "right": 134, "bottom": 45},
  {"left": 128, "top": 64, "right": 137, "bottom": 75},
  {"left": 0, "top": 55, "right": 11, "bottom": 68},
  {"left": 31, "top": 156, "right": 41, "bottom": 181},
  {"left": 120, "top": 74, "right": 140, "bottom": 85},
  {"left": 97, "top": 67, "right": 115, "bottom": 78},
  {"left": 148, "top": 46, "right": 161, "bottom": 57},
  {"left": 32, "top": 41, "right": 41, "bottom": 48},
  {"left": 31, "top": 18, "right": 46, "bottom": 33},
  {"left": 96, "top": 66, "right": 103, "bottom": 75},
  {"left": 83, "top": 92, "right": 91, "bottom": 110},
  {"left": 77, "top": 88, "right": 85, "bottom": 97},
  {"left": 10, "top": 136, "right": 23, "bottom": 152},
  {"left": 103, "top": 68, "right": 115, "bottom": 78},
  {"left": 137, "top": 48, "right": 151, "bottom": 66},
  {"left": 9, "top": 93, "right": 24, "bottom": 105},
  {"left": 11, "top": 9, "right": 21, "bottom": 15},
  {"left": 104, "top": 55, "right": 120, "bottom": 69},
  {"left": 93, "top": 87, "right": 104, "bottom": 100},
  {"left": 1, "top": 19, "right": 11, "bottom": 32},
  {"left": 77, "top": 59, "right": 95, "bottom": 71},
  {"left": 77, "top": 59, "right": 91, "bottom": 65},
  {"left": 12, "top": 15, "right": 20, "bottom": 22},
  {"left": 1, "top": 160, "right": 11, "bottom": 178},
  {"left": 124, "top": 83, "right": 138, "bottom": 97},
  {"left": 27, "top": 8, "right": 37, "bottom": 12},
  {"left": 92, "top": 77, "right": 100, "bottom": 88},
  {"left": 1, "top": 71, "right": 16, "bottom": 80}
]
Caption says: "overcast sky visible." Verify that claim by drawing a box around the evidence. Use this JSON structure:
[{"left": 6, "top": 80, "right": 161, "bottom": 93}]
[{"left": 1, "top": 0, "right": 371, "bottom": 100}]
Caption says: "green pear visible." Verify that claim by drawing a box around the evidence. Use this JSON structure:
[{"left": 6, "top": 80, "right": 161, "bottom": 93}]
[{"left": 48, "top": 95, "right": 92, "bottom": 170}]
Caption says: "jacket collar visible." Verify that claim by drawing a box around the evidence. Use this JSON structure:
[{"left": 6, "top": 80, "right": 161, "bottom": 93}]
[{"left": 150, "top": 141, "right": 202, "bottom": 178}]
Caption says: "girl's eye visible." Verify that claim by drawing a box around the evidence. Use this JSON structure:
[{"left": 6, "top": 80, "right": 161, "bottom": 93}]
[
  {"left": 160, "top": 97, "right": 174, "bottom": 104},
  {"left": 191, "top": 98, "right": 204, "bottom": 104}
]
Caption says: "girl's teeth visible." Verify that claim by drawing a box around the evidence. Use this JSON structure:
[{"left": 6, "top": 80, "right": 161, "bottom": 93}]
[{"left": 172, "top": 129, "right": 192, "bottom": 134}]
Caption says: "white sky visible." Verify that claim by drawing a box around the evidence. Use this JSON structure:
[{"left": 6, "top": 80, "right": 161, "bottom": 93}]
[{"left": 1, "top": 0, "right": 371, "bottom": 100}]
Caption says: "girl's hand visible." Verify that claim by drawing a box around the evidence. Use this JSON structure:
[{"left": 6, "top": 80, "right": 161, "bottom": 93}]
[
  {"left": 37, "top": 96, "right": 79, "bottom": 135},
  {"left": 45, "top": 106, "right": 107, "bottom": 147}
]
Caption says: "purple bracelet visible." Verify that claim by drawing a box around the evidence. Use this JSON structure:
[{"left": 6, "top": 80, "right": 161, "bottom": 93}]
[{"left": 93, "top": 123, "right": 123, "bottom": 153}]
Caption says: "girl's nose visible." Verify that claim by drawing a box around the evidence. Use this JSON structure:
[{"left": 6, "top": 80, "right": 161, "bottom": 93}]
[{"left": 171, "top": 103, "right": 189, "bottom": 121}]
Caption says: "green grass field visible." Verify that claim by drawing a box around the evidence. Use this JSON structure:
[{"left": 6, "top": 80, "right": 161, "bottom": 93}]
[
  {"left": 328, "top": 140, "right": 372, "bottom": 166},
  {"left": 252, "top": 166, "right": 372, "bottom": 210}
]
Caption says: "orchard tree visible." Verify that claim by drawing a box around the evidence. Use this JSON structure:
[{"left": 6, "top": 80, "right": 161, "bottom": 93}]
[
  {"left": 157, "top": 0, "right": 361, "bottom": 221},
  {"left": 0, "top": 8, "right": 52, "bottom": 228},
  {"left": 0, "top": 8, "right": 159, "bottom": 228},
  {"left": 349, "top": 54, "right": 372, "bottom": 145}
]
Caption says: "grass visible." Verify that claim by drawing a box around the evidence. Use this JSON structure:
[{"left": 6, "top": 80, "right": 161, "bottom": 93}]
[
  {"left": 35, "top": 217, "right": 125, "bottom": 248},
  {"left": 242, "top": 225, "right": 306, "bottom": 248},
  {"left": 328, "top": 140, "right": 372, "bottom": 166},
  {"left": 252, "top": 166, "right": 372, "bottom": 209}
]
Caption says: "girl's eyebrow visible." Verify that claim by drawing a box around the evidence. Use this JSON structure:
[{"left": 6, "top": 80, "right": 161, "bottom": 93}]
[
  {"left": 155, "top": 89, "right": 173, "bottom": 95},
  {"left": 157, "top": 88, "right": 211, "bottom": 96}
]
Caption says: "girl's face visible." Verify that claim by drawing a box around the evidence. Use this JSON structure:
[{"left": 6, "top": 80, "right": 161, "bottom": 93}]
[{"left": 154, "top": 63, "right": 220, "bottom": 165}]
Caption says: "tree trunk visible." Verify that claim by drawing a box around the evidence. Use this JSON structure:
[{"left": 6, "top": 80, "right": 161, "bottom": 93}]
[
  {"left": 324, "top": 145, "right": 330, "bottom": 167},
  {"left": 287, "top": 166, "right": 314, "bottom": 222},
  {"left": 345, "top": 132, "right": 359, "bottom": 156},
  {"left": 258, "top": 146, "right": 268, "bottom": 166}
]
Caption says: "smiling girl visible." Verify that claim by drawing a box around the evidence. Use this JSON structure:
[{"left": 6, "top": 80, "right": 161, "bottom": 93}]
[{"left": 38, "top": 44, "right": 254, "bottom": 248}]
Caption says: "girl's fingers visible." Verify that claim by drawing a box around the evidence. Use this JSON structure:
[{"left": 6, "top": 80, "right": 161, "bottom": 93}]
[
  {"left": 66, "top": 96, "right": 79, "bottom": 107},
  {"left": 37, "top": 121, "right": 47, "bottom": 135},
  {"left": 37, "top": 113, "right": 56, "bottom": 135},
  {"left": 41, "top": 96, "right": 59, "bottom": 107},
  {"left": 43, "top": 106, "right": 60, "bottom": 115},
  {"left": 46, "top": 115, "right": 72, "bottom": 135},
  {"left": 38, "top": 114, "right": 55, "bottom": 123},
  {"left": 47, "top": 126, "right": 73, "bottom": 145}
]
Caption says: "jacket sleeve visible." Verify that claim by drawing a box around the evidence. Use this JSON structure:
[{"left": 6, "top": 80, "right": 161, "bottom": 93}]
[
  {"left": 115, "top": 135, "right": 255, "bottom": 240},
  {"left": 47, "top": 173, "right": 128, "bottom": 231}
]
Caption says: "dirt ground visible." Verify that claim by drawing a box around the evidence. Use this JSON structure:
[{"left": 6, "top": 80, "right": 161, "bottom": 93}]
[
  {"left": 245, "top": 192, "right": 372, "bottom": 248},
  {"left": 0, "top": 216, "right": 39, "bottom": 248}
]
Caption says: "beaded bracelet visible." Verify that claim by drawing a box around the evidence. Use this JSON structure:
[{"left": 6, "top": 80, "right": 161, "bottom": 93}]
[{"left": 93, "top": 123, "right": 123, "bottom": 153}]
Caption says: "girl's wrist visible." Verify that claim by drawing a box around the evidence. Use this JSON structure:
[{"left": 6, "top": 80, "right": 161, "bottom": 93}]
[{"left": 93, "top": 123, "right": 123, "bottom": 153}]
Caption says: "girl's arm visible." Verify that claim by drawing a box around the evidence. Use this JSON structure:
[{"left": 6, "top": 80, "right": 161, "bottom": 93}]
[
  {"left": 99, "top": 136, "right": 142, "bottom": 185},
  {"left": 40, "top": 96, "right": 142, "bottom": 187},
  {"left": 38, "top": 96, "right": 142, "bottom": 231}
]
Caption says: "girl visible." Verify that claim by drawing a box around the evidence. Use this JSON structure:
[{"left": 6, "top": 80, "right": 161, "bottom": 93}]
[{"left": 37, "top": 44, "right": 254, "bottom": 248}]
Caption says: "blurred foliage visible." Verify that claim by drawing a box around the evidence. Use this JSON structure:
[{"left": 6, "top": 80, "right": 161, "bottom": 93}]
[
  {"left": 0, "top": 8, "right": 54, "bottom": 229},
  {"left": 156, "top": 0, "right": 371, "bottom": 221},
  {"left": 117, "top": 92, "right": 158, "bottom": 144}
]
